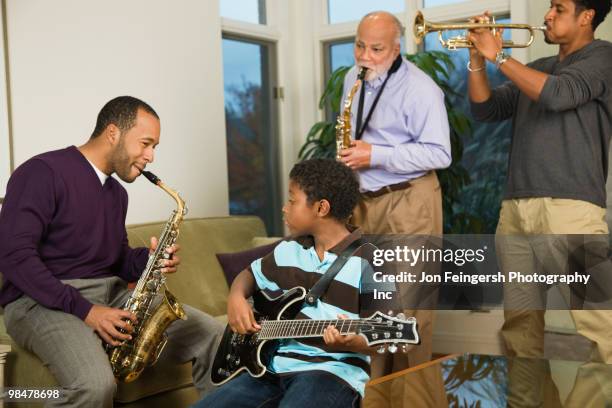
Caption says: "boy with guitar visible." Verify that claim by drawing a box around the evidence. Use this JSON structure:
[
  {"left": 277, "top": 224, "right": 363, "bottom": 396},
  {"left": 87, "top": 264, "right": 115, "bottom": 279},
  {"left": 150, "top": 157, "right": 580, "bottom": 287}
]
[{"left": 194, "top": 159, "right": 417, "bottom": 408}]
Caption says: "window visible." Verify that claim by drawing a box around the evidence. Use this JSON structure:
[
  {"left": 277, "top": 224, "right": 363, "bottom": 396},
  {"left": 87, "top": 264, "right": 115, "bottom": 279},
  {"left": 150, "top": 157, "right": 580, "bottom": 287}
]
[
  {"left": 424, "top": 18, "right": 513, "bottom": 233},
  {"left": 328, "top": 40, "right": 355, "bottom": 74},
  {"left": 319, "top": 3, "right": 515, "bottom": 234},
  {"left": 423, "top": 0, "right": 469, "bottom": 7},
  {"left": 327, "top": 0, "right": 404, "bottom": 24},
  {"left": 222, "top": 36, "right": 282, "bottom": 235},
  {"left": 321, "top": 39, "right": 354, "bottom": 121},
  {"left": 220, "top": 0, "right": 266, "bottom": 24}
]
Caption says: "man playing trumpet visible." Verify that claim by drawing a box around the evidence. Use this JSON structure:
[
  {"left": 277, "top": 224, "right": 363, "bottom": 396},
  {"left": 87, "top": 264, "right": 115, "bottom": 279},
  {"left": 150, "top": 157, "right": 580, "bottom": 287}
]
[
  {"left": 469, "top": 2, "right": 612, "bottom": 405},
  {"left": 469, "top": 0, "right": 612, "bottom": 363}
]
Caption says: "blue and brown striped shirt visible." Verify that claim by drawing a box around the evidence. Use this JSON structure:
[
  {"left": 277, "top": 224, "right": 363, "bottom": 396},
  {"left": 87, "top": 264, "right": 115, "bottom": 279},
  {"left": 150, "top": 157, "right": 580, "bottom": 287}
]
[{"left": 249, "top": 226, "right": 389, "bottom": 396}]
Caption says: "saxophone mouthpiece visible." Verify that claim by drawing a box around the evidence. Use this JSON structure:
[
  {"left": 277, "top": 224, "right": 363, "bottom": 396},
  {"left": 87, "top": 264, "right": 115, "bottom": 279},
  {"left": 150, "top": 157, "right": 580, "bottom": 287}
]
[
  {"left": 358, "top": 66, "right": 368, "bottom": 80},
  {"left": 141, "top": 170, "right": 160, "bottom": 185}
]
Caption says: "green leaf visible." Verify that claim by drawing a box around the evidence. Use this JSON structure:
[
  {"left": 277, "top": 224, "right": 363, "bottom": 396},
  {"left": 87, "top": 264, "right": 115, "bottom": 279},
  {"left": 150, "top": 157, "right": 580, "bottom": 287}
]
[{"left": 320, "top": 66, "right": 351, "bottom": 111}]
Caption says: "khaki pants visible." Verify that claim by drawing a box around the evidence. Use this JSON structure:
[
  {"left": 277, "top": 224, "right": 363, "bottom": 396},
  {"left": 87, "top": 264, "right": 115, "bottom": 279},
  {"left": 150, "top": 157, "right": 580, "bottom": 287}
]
[
  {"left": 353, "top": 172, "right": 448, "bottom": 407},
  {"left": 352, "top": 171, "right": 442, "bottom": 236},
  {"left": 497, "top": 197, "right": 612, "bottom": 407},
  {"left": 496, "top": 197, "right": 612, "bottom": 360}
]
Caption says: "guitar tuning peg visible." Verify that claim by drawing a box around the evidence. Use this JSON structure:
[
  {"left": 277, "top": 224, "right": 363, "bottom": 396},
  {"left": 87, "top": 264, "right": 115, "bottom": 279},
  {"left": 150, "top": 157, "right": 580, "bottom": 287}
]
[
  {"left": 387, "top": 310, "right": 394, "bottom": 316},
  {"left": 388, "top": 344, "right": 398, "bottom": 354},
  {"left": 397, "top": 313, "right": 406, "bottom": 320},
  {"left": 402, "top": 345, "right": 408, "bottom": 353},
  {"left": 377, "top": 345, "right": 386, "bottom": 354}
]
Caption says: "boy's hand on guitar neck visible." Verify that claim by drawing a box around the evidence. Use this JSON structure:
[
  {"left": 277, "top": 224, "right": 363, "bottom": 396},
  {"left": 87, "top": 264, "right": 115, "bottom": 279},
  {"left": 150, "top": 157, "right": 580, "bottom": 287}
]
[
  {"left": 323, "top": 314, "right": 369, "bottom": 353},
  {"left": 227, "top": 293, "right": 261, "bottom": 334}
]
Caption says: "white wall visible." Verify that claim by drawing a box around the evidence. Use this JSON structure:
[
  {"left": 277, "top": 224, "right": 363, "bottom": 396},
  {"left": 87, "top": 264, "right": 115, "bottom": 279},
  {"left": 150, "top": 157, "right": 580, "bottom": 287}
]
[
  {"left": 0, "top": 2, "right": 11, "bottom": 202},
  {"left": 4, "top": 0, "right": 229, "bottom": 224},
  {"left": 528, "top": 0, "right": 612, "bottom": 61},
  {"left": 285, "top": 0, "right": 320, "bottom": 176}
]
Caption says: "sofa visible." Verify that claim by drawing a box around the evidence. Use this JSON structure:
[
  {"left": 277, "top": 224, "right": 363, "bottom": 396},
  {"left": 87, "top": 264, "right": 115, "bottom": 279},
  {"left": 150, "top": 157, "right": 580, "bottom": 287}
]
[{"left": 0, "top": 216, "right": 268, "bottom": 408}]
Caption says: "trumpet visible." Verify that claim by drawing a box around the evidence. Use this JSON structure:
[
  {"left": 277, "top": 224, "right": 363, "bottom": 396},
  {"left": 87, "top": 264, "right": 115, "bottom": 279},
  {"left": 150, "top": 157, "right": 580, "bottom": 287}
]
[{"left": 413, "top": 10, "right": 546, "bottom": 50}]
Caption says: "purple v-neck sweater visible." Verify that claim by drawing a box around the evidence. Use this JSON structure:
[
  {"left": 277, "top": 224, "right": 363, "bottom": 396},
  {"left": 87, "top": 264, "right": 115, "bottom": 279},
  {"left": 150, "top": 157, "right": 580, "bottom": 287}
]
[{"left": 0, "top": 146, "right": 148, "bottom": 320}]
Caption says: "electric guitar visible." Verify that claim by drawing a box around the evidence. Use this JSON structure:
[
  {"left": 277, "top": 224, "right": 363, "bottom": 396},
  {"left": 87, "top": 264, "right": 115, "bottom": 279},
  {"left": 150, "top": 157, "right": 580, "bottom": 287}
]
[{"left": 211, "top": 286, "right": 419, "bottom": 385}]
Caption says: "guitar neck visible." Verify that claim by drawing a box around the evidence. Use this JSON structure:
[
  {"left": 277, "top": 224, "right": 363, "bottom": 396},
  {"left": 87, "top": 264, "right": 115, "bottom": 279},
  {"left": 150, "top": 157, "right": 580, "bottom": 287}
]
[{"left": 258, "top": 319, "right": 364, "bottom": 341}]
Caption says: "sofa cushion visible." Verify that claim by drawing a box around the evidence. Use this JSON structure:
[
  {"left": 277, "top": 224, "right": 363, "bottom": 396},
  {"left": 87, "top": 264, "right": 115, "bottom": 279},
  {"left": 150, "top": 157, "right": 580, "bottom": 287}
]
[
  {"left": 115, "top": 360, "right": 194, "bottom": 403},
  {"left": 251, "top": 236, "right": 283, "bottom": 247},
  {"left": 216, "top": 241, "right": 280, "bottom": 286}
]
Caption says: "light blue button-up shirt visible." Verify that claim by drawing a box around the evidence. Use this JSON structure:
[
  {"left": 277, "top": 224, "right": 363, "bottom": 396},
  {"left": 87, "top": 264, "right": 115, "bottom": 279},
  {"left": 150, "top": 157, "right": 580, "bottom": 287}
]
[{"left": 342, "top": 57, "right": 452, "bottom": 192}]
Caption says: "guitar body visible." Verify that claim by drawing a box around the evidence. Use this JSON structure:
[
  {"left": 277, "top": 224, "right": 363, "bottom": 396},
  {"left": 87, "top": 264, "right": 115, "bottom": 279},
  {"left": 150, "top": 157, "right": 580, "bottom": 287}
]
[
  {"left": 211, "top": 286, "right": 306, "bottom": 385},
  {"left": 211, "top": 286, "right": 419, "bottom": 386}
]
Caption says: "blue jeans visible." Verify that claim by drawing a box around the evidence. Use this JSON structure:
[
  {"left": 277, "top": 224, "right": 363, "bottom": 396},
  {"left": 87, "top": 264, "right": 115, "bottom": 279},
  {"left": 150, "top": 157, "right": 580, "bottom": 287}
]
[{"left": 193, "top": 371, "right": 359, "bottom": 408}]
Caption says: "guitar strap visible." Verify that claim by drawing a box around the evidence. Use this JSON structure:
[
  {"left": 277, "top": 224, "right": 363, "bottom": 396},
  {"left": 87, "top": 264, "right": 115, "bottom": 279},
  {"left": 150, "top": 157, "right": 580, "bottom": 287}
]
[{"left": 304, "top": 238, "right": 365, "bottom": 307}]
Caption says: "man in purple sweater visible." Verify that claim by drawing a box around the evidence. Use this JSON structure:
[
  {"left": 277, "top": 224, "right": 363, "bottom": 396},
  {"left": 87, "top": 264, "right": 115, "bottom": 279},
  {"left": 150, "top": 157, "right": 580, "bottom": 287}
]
[{"left": 0, "top": 96, "right": 222, "bottom": 407}]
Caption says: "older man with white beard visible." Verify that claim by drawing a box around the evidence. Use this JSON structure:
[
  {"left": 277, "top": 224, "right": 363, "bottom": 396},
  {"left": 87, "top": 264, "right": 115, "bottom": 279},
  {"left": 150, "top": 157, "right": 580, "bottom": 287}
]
[
  {"left": 339, "top": 11, "right": 451, "bottom": 407},
  {"left": 340, "top": 8, "right": 450, "bottom": 369}
]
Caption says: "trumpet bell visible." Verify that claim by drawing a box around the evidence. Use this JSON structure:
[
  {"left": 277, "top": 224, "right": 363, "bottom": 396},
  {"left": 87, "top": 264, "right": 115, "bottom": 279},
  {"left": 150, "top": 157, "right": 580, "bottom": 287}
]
[{"left": 413, "top": 10, "right": 426, "bottom": 44}]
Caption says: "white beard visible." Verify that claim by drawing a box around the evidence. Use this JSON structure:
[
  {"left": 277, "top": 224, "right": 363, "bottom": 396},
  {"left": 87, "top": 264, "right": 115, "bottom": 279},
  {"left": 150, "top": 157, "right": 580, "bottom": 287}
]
[
  {"left": 365, "top": 69, "right": 383, "bottom": 81},
  {"left": 360, "top": 60, "right": 395, "bottom": 82}
]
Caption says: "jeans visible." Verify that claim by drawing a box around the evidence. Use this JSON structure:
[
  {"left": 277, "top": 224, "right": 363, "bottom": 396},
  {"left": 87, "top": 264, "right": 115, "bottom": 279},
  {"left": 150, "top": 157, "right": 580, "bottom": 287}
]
[{"left": 192, "top": 371, "right": 359, "bottom": 408}]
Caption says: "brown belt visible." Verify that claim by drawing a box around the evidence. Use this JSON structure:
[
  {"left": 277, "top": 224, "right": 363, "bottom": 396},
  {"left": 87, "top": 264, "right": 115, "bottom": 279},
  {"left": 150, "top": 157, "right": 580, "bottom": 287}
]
[{"left": 362, "top": 180, "right": 412, "bottom": 198}]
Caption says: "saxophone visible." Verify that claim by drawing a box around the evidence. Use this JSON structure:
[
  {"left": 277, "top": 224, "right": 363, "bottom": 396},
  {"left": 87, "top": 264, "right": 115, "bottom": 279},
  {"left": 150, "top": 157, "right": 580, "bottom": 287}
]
[
  {"left": 107, "top": 170, "right": 188, "bottom": 383},
  {"left": 335, "top": 66, "right": 368, "bottom": 160}
]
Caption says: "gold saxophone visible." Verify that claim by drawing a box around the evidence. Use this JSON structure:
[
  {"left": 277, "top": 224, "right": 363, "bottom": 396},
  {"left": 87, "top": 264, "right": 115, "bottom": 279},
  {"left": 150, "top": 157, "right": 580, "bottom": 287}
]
[
  {"left": 335, "top": 66, "right": 368, "bottom": 160},
  {"left": 107, "top": 170, "right": 187, "bottom": 383}
]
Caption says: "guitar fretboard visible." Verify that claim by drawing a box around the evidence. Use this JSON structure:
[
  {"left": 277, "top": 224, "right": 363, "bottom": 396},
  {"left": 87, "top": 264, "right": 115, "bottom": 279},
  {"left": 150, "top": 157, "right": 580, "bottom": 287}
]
[{"left": 258, "top": 319, "right": 368, "bottom": 340}]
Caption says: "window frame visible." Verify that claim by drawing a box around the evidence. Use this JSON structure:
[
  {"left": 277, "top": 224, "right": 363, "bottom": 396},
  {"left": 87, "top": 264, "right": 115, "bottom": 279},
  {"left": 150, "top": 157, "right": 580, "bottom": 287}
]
[
  {"left": 220, "top": 0, "right": 267, "bottom": 26},
  {"left": 220, "top": 0, "right": 285, "bottom": 235},
  {"left": 314, "top": 0, "right": 528, "bottom": 308},
  {"left": 0, "top": 1, "right": 12, "bottom": 202},
  {"left": 315, "top": 0, "right": 529, "bottom": 104},
  {"left": 215, "top": 0, "right": 531, "bottom": 234}
]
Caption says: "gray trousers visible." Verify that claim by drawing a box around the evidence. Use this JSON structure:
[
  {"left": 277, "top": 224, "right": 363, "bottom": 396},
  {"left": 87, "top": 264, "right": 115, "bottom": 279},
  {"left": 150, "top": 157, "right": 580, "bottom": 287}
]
[{"left": 3, "top": 277, "right": 224, "bottom": 408}]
